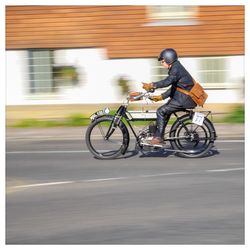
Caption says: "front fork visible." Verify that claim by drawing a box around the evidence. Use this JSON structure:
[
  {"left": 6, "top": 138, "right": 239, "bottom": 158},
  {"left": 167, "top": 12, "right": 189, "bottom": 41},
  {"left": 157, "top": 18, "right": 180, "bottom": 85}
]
[
  {"left": 105, "top": 115, "right": 122, "bottom": 140},
  {"left": 105, "top": 105, "right": 128, "bottom": 140}
]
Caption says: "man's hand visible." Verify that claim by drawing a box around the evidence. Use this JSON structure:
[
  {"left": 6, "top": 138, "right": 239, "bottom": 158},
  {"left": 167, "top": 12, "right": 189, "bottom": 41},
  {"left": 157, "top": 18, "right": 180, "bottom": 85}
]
[
  {"left": 150, "top": 95, "right": 163, "bottom": 102},
  {"left": 142, "top": 82, "right": 154, "bottom": 92}
]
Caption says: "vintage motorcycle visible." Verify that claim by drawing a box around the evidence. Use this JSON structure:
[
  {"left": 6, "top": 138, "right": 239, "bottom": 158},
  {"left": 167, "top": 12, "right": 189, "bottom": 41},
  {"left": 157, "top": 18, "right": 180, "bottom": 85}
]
[{"left": 85, "top": 91, "right": 217, "bottom": 159}]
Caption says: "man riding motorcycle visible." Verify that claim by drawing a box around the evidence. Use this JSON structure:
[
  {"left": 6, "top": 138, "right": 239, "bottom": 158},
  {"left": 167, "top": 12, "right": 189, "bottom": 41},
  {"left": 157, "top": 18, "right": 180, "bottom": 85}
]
[{"left": 142, "top": 48, "right": 197, "bottom": 145}]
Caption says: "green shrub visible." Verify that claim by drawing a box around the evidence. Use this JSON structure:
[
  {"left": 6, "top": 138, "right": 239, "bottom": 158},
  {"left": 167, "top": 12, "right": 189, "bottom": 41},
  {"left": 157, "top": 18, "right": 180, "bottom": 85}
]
[
  {"left": 223, "top": 105, "right": 244, "bottom": 123},
  {"left": 11, "top": 113, "right": 91, "bottom": 128},
  {"left": 65, "top": 113, "right": 90, "bottom": 126},
  {"left": 12, "top": 119, "right": 63, "bottom": 128}
]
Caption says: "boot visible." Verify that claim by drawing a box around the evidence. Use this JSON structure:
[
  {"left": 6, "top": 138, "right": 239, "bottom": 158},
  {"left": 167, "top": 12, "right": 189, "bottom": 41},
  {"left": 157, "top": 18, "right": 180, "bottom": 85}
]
[{"left": 149, "top": 137, "right": 164, "bottom": 145}]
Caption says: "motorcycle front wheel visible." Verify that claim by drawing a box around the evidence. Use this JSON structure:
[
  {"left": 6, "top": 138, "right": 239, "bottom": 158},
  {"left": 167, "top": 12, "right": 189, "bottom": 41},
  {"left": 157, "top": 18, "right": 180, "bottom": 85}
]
[{"left": 85, "top": 116, "right": 129, "bottom": 159}]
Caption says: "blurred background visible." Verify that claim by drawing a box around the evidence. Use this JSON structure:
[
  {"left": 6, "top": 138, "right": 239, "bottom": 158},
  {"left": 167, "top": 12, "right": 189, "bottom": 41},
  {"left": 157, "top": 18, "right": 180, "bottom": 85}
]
[{"left": 5, "top": 5, "right": 244, "bottom": 126}]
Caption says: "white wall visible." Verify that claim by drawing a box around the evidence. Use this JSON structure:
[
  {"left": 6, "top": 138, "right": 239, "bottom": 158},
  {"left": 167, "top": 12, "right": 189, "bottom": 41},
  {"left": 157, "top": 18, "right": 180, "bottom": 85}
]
[
  {"left": 55, "top": 49, "right": 153, "bottom": 103},
  {"left": 6, "top": 49, "right": 244, "bottom": 105},
  {"left": 6, "top": 51, "right": 28, "bottom": 105}
]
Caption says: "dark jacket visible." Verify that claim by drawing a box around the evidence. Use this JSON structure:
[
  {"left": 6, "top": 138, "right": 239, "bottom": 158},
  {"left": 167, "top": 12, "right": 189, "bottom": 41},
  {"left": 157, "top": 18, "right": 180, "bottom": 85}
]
[{"left": 152, "top": 60, "right": 196, "bottom": 108}]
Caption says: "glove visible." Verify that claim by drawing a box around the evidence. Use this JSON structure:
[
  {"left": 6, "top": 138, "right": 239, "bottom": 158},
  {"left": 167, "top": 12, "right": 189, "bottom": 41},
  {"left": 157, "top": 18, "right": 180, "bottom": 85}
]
[
  {"left": 150, "top": 95, "right": 163, "bottom": 102},
  {"left": 142, "top": 82, "right": 154, "bottom": 92}
]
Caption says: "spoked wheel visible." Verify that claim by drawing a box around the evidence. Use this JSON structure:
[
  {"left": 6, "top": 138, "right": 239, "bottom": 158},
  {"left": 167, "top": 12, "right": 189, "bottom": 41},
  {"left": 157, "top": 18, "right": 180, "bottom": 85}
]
[
  {"left": 85, "top": 116, "right": 129, "bottom": 159},
  {"left": 169, "top": 114, "right": 216, "bottom": 158}
]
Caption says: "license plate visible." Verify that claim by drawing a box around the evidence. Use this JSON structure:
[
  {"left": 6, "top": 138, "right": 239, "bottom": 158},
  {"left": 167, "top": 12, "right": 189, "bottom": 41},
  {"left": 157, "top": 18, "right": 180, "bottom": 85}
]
[
  {"left": 192, "top": 112, "right": 205, "bottom": 126},
  {"left": 90, "top": 107, "right": 110, "bottom": 121}
]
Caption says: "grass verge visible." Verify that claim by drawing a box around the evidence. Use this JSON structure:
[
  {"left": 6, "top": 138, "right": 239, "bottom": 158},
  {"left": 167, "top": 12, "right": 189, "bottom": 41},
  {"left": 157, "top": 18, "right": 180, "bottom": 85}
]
[{"left": 9, "top": 105, "right": 244, "bottom": 128}]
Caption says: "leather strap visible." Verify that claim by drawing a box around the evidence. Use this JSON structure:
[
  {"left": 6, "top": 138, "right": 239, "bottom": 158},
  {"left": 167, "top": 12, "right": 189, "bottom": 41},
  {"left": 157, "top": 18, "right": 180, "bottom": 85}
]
[
  {"left": 176, "top": 78, "right": 196, "bottom": 96},
  {"left": 176, "top": 86, "right": 191, "bottom": 96}
]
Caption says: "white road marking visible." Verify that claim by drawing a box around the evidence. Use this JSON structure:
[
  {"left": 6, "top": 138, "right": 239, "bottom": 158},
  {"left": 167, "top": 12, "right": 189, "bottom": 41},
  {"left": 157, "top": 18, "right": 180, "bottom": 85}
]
[
  {"left": 5, "top": 146, "right": 244, "bottom": 155},
  {"left": 11, "top": 168, "right": 244, "bottom": 191},
  {"left": 206, "top": 168, "right": 244, "bottom": 172},
  {"left": 85, "top": 177, "right": 129, "bottom": 182},
  {"left": 215, "top": 148, "right": 238, "bottom": 151},
  {"left": 6, "top": 137, "right": 244, "bottom": 142},
  {"left": 140, "top": 172, "right": 188, "bottom": 178},
  {"left": 6, "top": 137, "right": 85, "bottom": 141},
  {"left": 6, "top": 150, "right": 87, "bottom": 154},
  {"left": 14, "top": 181, "right": 74, "bottom": 189},
  {"left": 216, "top": 140, "right": 244, "bottom": 143}
]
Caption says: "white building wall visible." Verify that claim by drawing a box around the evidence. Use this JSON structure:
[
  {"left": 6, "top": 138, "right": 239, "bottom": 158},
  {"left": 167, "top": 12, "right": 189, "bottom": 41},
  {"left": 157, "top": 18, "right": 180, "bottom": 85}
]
[
  {"left": 6, "top": 49, "right": 244, "bottom": 105},
  {"left": 52, "top": 49, "right": 153, "bottom": 103},
  {"left": 6, "top": 51, "right": 28, "bottom": 105}
]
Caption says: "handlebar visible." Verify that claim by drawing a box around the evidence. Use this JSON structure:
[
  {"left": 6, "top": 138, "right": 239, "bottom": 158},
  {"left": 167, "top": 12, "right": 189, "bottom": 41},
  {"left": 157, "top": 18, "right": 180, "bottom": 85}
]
[
  {"left": 133, "top": 92, "right": 146, "bottom": 100},
  {"left": 127, "top": 91, "right": 153, "bottom": 103}
]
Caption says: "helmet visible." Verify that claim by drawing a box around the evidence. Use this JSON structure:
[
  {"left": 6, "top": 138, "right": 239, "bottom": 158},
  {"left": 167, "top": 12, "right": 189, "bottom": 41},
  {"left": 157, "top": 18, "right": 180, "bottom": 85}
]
[{"left": 158, "top": 48, "right": 178, "bottom": 64}]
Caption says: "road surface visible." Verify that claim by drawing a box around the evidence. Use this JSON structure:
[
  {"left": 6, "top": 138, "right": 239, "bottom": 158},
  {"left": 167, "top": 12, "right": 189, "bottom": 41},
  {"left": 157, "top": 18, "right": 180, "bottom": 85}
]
[{"left": 6, "top": 129, "right": 244, "bottom": 244}]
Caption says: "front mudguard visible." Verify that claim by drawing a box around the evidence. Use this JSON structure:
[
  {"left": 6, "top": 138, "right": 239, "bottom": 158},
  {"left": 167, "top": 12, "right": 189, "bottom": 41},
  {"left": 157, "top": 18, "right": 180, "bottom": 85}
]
[{"left": 90, "top": 114, "right": 111, "bottom": 123}]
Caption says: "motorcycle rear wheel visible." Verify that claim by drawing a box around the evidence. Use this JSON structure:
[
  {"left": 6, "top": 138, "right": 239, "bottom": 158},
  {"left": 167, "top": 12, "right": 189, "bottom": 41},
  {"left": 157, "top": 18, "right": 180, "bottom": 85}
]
[{"left": 169, "top": 114, "right": 216, "bottom": 158}]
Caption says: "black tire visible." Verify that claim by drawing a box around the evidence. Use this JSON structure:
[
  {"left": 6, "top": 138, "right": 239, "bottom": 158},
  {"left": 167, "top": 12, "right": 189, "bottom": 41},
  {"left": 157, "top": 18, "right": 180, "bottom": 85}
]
[
  {"left": 169, "top": 114, "right": 216, "bottom": 158},
  {"left": 85, "top": 116, "right": 129, "bottom": 159}
]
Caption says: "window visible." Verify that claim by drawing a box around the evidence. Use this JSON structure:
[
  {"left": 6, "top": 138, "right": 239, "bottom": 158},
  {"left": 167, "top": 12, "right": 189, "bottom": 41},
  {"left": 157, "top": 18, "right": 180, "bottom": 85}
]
[
  {"left": 146, "top": 6, "right": 198, "bottom": 26},
  {"left": 152, "top": 57, "right": 228, "bottom": 90},
  {"left": 149, "top": 6, "right": 197, "bottom": 20},
  {"left": 198, "top": 57, "right": 227, "bottom": 89},
  {"left": 28, "top": 50, "right": 79, "bottom": 94},
  {"left": 28, "top": 50, "right": 54, "bottom": 93}
]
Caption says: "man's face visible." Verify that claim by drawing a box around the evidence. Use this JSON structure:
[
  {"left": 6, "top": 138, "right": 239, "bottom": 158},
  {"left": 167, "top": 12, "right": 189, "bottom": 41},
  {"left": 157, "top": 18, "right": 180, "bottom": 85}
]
[{"left": 160, "top": 60, "right": 171, "bottom": 69}]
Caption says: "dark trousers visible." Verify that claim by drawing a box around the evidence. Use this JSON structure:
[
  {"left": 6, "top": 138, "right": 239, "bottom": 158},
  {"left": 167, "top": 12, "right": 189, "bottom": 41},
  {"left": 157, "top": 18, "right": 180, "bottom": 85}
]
[{"left": 155, "top": 99, "right": 184, "bottom": 138}]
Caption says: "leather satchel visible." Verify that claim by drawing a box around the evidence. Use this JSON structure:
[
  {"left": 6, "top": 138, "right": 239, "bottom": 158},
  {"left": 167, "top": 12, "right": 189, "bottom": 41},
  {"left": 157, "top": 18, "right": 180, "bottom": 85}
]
[{"left": 176, "top": 79, "right": 208, "bottom": 107}]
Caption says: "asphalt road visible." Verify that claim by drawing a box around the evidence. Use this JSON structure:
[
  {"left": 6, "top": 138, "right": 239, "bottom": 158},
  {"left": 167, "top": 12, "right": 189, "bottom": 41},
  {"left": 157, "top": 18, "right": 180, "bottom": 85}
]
[{"left": 6, "top": 132, "right": 244, "bottom": 244}]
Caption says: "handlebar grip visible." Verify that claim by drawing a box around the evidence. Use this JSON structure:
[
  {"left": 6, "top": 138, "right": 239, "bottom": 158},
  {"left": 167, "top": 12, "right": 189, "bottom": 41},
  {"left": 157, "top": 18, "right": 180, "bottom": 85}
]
[{"left": 133, "top": 93, "right": 144, "bottom": 100}]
